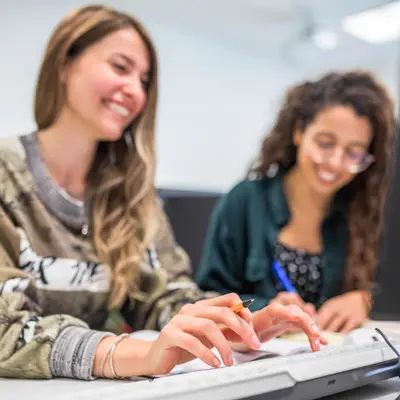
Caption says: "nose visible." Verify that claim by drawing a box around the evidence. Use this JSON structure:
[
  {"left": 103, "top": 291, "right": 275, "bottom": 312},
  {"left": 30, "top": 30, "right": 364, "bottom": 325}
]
[
  {"left": 122, "top": 77, "right": 144, "bottom": 99},
  {"left": 328, "top": 147, "right": 345, "bottom": 171}
]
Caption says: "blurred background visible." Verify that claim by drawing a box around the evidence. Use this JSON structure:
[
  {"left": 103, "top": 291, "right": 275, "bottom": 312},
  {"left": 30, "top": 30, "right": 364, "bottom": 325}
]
[{"left": 1, "top": 0, "right": 399, "bottom": 191}]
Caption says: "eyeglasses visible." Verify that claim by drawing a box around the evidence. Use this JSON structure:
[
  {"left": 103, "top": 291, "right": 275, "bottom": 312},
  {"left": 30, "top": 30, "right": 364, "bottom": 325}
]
[{"left": 306, "top": 138, "right": 375, "bottom": 174}]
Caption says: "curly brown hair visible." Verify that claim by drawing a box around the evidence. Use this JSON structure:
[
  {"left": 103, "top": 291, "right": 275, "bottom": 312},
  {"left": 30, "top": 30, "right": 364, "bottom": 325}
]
[{"left": 249, "top": 70, "right": 397, "bottom": 293}]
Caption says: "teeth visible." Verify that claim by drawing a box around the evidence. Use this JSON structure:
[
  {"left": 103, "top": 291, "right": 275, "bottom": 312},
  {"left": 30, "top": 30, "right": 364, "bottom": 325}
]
[
  {"left": 318, "top": 170, "right": 336, "bottom": 182},
  {"left": 107, "top": 102, "right": 129, "bottom": 117}
]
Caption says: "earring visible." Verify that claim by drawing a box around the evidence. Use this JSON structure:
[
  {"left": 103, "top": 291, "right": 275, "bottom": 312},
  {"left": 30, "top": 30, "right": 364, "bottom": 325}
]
[{"left": 124, "top": 131, "right": 133, "bottom": 149}]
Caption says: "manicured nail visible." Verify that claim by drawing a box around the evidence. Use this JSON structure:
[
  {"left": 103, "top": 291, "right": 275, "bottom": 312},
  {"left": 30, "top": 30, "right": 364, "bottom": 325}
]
[
  {"left": 226, "top": 353, "right": 234, "bottom": 366},
  {"left": 252, "top": 335, "right": 261, "bottom": 349},
  {"left": 213, "top": 357, "right": 221, "bottom": 368},
  {"left": 314, "top": 339, "right": 320, "bottom": 348},
  {"left": 311, "top": 324, "right": 320, "bottom": 334}
]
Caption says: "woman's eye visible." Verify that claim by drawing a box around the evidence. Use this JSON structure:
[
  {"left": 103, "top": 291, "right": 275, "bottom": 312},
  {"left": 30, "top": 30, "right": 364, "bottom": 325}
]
[
  {"left": 347, "top": 151, "right": 365, "bottom": 161},
  {"left": 113, "top": 63, "right": 127, "bottom": 72},
  {"left": 318, "top": 141, "right": 334, "bottom": 149}
]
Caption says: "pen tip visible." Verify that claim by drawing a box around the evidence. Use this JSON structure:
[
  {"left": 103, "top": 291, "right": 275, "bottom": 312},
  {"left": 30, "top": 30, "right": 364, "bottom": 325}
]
[{"left": 242, "top": 299, "right": 255, "bottom": 308}]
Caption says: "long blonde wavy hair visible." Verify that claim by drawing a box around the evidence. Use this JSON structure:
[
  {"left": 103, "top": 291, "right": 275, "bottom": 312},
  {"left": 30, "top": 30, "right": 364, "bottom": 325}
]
[{"left": 34, "top": 5, "right": 161, "bottom": 309}]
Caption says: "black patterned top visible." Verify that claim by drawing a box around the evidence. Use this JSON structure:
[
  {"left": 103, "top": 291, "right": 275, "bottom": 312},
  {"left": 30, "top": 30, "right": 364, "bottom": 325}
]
[{"left": 273, "top": 241, "right": 323, "bottom": 304}]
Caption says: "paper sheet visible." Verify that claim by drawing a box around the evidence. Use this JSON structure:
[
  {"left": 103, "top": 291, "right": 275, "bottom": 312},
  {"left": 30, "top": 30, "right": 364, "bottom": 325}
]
[{"left": 280, "top": 330, "right": 345, "bottom": 344}]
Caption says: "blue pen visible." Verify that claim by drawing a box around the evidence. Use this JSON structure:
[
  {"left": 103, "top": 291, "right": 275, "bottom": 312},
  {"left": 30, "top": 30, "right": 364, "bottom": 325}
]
[{"left": 272, "top": 260, "right": 297, "bottom": 293}]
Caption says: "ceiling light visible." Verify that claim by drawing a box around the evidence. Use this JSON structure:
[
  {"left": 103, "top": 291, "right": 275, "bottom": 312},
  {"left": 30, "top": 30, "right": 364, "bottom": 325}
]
[
  {"left": 342, "top": 1, "right": 400, "bottom": 43},
  {"left": 312, "top": 29, "right": 338, "bottom": 50}
]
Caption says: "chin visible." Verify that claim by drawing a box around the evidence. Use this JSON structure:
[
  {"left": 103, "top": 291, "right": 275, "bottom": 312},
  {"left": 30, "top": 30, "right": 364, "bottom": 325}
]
[
  {"left": 310, "top": 175, "right": 348, "bottom": 197},
  {"left": 98, "top": 127, "right": 125, "bottom": 142}
]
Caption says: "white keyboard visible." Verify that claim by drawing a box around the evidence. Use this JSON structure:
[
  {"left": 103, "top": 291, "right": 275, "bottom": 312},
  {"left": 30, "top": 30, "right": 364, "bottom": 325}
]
[{"left": 54, "top": 342, "right": 400, "bottom": 400}]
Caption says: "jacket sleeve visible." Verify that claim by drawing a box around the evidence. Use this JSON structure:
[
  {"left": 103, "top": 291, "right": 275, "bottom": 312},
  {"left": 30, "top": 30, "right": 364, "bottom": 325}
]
[
  {"left": 196, "top": 185, "right": 270, "bottom": 311},
  {"left": 0, "top": 208, "right": 112, "bottom": 380}
]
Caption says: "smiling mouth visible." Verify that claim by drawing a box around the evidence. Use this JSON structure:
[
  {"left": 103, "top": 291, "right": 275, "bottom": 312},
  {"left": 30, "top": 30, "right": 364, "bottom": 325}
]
[
  {"left": 314, "top": 165, "right": 341, "bottom": 185},
  {"left": 104, "top": 101, "right": 130, "bottom": 118}
]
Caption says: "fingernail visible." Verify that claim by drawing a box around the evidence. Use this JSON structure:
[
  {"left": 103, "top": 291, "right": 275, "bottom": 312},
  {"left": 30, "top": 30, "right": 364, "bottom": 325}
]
[
  {"left": 226, "top": 353, "right": 234, "bottom": 366},
  {"left": 311, "top": 324, "right": 320, "bottom": 334},
  {"left": 213, "top": 357, "right": 221, "bottom": 368},
  {"left": 252, "top": 335, "right": 261, "bottom": 349},
  {"left": 314, "top": 339, "right": 320, "bottom": 348}
]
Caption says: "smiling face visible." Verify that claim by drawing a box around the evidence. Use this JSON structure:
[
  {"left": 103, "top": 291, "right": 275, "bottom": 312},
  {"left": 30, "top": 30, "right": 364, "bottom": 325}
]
[
  {"left": 61, "top": 27, "right": 150, "bottom": 142},
  {"left": 294, "top": 105, "right": 373, "bottom": 196}
]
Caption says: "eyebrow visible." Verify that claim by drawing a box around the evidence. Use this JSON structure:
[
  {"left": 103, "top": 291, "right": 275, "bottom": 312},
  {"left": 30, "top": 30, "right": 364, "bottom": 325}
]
[{"left": 315, "top": 131, "right": 369, "bottom": 148}]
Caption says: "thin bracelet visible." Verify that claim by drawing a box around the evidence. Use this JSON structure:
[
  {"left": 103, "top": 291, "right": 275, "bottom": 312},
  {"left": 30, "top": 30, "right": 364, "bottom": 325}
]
[
  {"left": 99, "top": 335, "right": 117, "bottom": 378},
  {"left": 109, "top": 333, "right": 130, "bottom": 379}
]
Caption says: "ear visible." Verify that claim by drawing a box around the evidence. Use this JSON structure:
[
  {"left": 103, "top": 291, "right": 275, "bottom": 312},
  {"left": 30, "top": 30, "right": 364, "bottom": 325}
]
[
  {"left": 293, "top": 127, "right": 303, "bottom": 147},
  {"left": 60, "top": 57, "right": 73, "bottom": 84}
]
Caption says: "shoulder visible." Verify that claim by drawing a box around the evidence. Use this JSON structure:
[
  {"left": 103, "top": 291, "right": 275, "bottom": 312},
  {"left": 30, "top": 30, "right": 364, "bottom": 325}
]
[
  {"left": 221, "top": 173, "right": 282, "bottom": 209},
  {"left": 0, "top": 135, "right": 27, "bottom": 170},
  {"left": 0, "top": 135, "right": 32, "bottom": 199}
]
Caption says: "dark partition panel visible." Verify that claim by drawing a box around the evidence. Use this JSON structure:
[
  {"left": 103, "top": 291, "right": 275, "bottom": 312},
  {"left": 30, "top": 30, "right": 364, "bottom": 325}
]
[
  {"left": 158, "top": 188, "right": 222, "bottom": 276},
  {"left": 371, "top": 124, "right": 400, "bottom": 320}
]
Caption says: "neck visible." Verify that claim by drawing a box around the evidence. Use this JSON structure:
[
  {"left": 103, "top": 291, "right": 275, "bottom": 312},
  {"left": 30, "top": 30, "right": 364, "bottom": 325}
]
[
  {"left": 38, "top": 109, "right": 98, "bottom": 199},
  {"left": 284, "top": 166, "right": 333, "bottom": 220}
]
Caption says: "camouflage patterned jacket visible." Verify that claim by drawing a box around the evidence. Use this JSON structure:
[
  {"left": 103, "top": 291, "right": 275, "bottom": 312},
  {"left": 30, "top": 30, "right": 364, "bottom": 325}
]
[{"left": 0, "top": 136, "right": 215, "bottom": 380}]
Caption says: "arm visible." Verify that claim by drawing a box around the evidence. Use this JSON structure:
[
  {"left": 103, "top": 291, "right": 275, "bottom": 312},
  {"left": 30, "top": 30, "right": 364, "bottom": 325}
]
[{"left": 0, "top": 209, "right": 113, "bottom": 380}]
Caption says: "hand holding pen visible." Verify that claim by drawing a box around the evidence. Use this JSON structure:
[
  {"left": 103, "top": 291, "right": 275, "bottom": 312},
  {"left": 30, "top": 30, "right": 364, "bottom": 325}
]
[
  {"left": 271, "top": 260, "right": 316, "bottom": 317},
  {"left": 94, "top": 293, "right": 325, "bottom": 378}
]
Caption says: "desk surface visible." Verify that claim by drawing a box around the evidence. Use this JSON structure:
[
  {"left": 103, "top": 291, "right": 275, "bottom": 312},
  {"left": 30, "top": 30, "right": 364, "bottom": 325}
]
[
  {"left": 2, "top": 320, "right": 400, "bottom": 400},
  {"left": 1, "top": 377, "right": 400, "bottom": 400}
]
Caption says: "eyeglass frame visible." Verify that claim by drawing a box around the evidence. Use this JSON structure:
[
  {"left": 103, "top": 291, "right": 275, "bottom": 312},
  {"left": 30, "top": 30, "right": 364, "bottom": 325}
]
[{"left": 304, "top": 136, "right": 375, "bottom": 174}]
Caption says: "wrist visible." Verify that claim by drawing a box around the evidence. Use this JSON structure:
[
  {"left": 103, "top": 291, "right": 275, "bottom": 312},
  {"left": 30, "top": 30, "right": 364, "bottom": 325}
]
[
  {"left": 93, "top": 336, "right": 152, "bottom": 378},
  {"left": 92, "top": 335, "right": 117, "bottom": 378},
  {"left": 359, "top": 290, "right": 372, "bottom": 314},
  {"left": 113, "top": 338, "right": 153, "bottom": 377}
]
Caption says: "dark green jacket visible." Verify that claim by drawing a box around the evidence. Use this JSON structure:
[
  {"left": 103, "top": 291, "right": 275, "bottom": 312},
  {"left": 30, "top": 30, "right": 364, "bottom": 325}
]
[{"left": 196, "top": 172, "right": 348, "bottom": 311}]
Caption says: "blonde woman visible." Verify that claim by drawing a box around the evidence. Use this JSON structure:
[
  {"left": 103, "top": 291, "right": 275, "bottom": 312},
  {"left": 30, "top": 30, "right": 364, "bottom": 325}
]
[{"left": 0, "top": 5, "right": 322, "bottom": 380}]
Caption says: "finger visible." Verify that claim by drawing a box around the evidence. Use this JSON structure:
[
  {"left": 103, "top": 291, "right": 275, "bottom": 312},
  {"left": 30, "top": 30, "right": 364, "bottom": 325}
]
[
  {"left": 172, "top": 315, "right": 233, "bottom": 366},
  {"left": 325, "top": 314, "right": 347, "bottom": 333},
  {"left": 179, "top": 303, "right": 260, "bottom": 350},
  {"left": 287, "top": 306, "right": 322, "bottom": 352},
  {"left": 315, "top": 307, "right": 336, "bottom": 330},
  {"left": 161, "top": 324, "right": 221, "bottom": 369},
  {"left": 320, "top": 336, "right": 329, "bottom": 346},
  {"left": 273, "top": 304, "right": 322, "bottom": 351},
  {"left": 277, "top": 292, "right": 307, "bottom": 309},
  {"left": 304, "top": 303, "right": 316, "bottom": 317},
  {"left": 195, "top": 293, "right": 242, "bottom": 308},
  {"left": 340, "top": 318, "right": 358, "bottom": 335},
  {"left": 237, "top": 308, "right": 253, "bottom": 327}
]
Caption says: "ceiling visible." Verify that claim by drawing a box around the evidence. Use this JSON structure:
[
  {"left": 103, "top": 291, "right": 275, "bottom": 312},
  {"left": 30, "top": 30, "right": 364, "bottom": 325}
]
[
  {"left": 4, "top": 0, "right": 398, "bottom": 100},
  {"left": 119, "top": 0, "right": 398, "bottom": 98}
]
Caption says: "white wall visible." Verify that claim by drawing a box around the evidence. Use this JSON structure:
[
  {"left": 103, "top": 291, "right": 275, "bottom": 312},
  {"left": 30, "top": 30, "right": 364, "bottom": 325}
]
[{"left": 1, "top": 1, "right": 398, "bottom": 191}]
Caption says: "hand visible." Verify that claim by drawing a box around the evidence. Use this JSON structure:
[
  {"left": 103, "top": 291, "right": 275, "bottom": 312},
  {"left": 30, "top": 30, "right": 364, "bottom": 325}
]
[
  {"left": 240, "top": 303, "right": 326, "bottom": 353},
  {"left": 270, "top": 291, "right": 316, "bottom": 317},
  {"left": 315, "top": 291, "right": 370, "bottom": 334},
  {"left": 147, "top": 293, "right": 262, "bottom": 375},
  {"left": 93, "top": 293, "right": 261, "bottom": 378}
]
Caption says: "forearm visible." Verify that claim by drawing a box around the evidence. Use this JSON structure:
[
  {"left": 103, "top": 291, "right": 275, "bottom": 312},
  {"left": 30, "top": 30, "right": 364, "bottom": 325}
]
[
  {"left": 0, "top": 292, "right": 93, "bottom": 379},
  {"left": 51, "top": 327, "right": 114, "bottom": 380}
]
